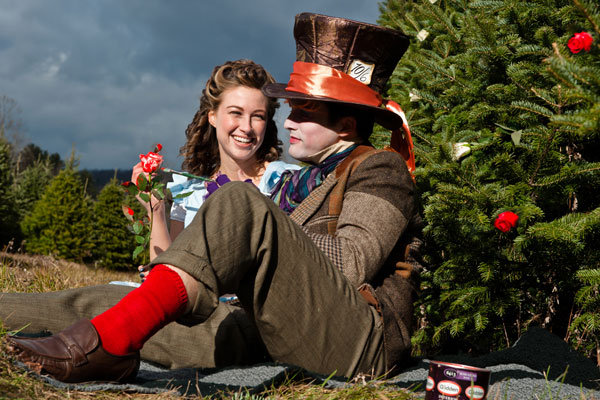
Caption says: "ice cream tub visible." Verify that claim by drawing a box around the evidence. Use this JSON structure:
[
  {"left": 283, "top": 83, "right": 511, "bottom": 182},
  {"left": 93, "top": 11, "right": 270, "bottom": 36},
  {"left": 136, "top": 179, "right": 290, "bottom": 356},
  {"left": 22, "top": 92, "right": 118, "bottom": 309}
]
[{"left": 424, "top": 360, "right": 491, "bottom": 399}]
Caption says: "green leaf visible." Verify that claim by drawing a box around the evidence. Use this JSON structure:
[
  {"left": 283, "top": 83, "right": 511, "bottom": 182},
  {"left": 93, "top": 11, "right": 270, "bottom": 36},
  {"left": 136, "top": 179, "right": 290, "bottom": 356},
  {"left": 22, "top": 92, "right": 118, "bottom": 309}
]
[
  {"left": 152, "top": 189, "right": 164, "bottom": 200},
  {"left": 510, "top": 130, "right": 522, "bottom": 145},
  {"left": 126, "top": 185, "right": 139, "bottom": 197},
  {"left": 173, "top": 191, "right": 194, "bottom": 199},
  {"left": 139, "top": 192, "right": 150, "bottom": 202},
  {"left": 133, "top": 220, "right": 143, "bottom": 234},
  {"left": 136, "top": 174, "right": 148, "bottom": 191},
  {"left": 135, "top": 235, "right": 145, "bottom": 244},
  {"left": 132, "top": 245, "right": 145, "bottom": 260},
  {"left": 121, "top": 205, "right": 134, "bottom": 221}
]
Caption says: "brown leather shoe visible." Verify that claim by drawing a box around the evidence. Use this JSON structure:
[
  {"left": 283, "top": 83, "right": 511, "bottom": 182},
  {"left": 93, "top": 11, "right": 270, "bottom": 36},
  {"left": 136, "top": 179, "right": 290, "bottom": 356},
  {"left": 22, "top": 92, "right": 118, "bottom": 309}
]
[{"left": 6, "top": 319, "right": 140, "bottom": 383}]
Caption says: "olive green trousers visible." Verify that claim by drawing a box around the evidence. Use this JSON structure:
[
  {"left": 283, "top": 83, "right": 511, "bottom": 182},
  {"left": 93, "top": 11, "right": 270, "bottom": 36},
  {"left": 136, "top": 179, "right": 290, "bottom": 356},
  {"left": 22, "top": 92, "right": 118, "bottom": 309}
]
[{"left": 1, "top": 182, "right": 384, "bottom": 377}]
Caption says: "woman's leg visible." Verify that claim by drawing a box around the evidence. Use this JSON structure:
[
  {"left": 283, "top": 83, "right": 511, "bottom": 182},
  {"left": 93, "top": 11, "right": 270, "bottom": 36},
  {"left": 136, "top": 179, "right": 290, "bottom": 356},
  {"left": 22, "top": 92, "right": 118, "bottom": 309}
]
[{"left": 1, "top": 285, "right": 266, "bottom": 369}]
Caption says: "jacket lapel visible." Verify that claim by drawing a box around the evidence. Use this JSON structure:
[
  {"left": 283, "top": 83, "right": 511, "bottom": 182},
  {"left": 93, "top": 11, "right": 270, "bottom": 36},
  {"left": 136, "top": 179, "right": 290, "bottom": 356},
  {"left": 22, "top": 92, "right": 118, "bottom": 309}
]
[{"left": 289, "top": 174, "right": 337, "bottom": 226}]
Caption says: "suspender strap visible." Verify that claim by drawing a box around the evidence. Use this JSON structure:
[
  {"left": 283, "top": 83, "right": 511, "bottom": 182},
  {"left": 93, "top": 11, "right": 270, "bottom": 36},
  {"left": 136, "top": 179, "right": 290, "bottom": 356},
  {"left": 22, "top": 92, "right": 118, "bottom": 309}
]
[{"left": 327, "top": 146, "right": 384, "bottom": 235}]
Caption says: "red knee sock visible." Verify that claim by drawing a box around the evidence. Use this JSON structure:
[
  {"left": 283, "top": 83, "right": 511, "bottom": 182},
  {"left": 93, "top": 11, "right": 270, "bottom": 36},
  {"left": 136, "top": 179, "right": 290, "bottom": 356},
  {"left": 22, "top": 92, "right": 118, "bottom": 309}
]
[{"left": 91, "top": 264, "right": 189, "bottom": 355}]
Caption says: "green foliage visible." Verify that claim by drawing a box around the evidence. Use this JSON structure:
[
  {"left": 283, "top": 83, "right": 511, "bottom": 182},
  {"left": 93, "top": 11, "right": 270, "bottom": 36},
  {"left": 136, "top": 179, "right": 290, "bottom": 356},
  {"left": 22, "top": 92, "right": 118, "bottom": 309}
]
[
  {"left": 0, "top": 136, "right": 19, "bottom": 246},
  {"left": 13, "top": 158, "right": 53, "bottom": 222},
  {"left": 379, "top": 0, "right": 600, "bottom": 359},
  {"left": 21, "top": 165, "right": 94, "bottom": 262},
  {"left": 16, "top": 143, "right": 63, "bottom": 176},
  {"left": 92, "top": 179, "right": 142, "bottom": 270}
]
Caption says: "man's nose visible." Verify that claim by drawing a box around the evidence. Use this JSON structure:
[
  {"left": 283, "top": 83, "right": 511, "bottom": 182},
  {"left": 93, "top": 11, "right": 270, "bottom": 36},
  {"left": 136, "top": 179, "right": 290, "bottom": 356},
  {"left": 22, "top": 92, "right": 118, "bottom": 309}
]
[{"left": 283, "top": 116, "right": 296, "bottom": 130}]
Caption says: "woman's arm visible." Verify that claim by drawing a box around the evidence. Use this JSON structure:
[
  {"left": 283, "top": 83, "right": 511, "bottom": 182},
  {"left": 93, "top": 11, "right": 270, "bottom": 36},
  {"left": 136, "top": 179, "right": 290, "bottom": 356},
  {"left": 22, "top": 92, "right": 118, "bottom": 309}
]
[{"left": 131, "top": 162, "right": 176, "bottom": 260}]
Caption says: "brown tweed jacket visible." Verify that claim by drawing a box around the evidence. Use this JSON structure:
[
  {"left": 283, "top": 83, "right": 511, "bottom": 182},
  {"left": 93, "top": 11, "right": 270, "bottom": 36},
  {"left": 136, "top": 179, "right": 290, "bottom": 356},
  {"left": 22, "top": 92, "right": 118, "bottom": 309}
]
[{"left": 289, "top": 145, "right": 423, "bottom": 371}]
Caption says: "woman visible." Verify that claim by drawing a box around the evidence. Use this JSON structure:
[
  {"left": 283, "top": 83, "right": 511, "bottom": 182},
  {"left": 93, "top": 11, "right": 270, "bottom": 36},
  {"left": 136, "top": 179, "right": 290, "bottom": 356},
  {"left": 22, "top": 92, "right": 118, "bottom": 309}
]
[
  {"left": 134, "top": 59, "right": 298, "bottom": 276},
  {"left": 1, "top": 59, "right": 297, "bottom": 369}
]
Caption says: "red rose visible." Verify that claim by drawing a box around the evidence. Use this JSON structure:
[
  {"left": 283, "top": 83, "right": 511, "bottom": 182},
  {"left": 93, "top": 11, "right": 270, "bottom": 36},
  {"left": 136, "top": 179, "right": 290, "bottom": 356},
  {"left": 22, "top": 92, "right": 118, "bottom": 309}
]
[
  {"left": 127, "top": 207, "right": 134, "bottom": 216},
  {"left": 494, "top": 211, "right": 519, "bottom": 233},
  {"left": 139, "top": 151, "right": 163, "bottom": 173},
  {"left": 568, "top": 32, "right": 593, "bottom": 54},
  {"left": 155, "top": 143, "right": 162, "bottom": 152}
]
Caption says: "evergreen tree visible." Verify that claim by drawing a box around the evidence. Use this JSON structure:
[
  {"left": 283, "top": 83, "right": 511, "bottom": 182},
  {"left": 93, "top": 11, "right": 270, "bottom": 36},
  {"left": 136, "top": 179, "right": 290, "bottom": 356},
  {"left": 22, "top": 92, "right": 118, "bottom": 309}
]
[
  {"left": 14, "top": 158, "right": 53, "bottom": 222},
  {"left": 92, "top": 178, "right": 139, "bottom": 270},
  {"left": 0, "top": 135, "right": 19, "bottom": 246},
  {"left": 379, "top": 0, "right": 600, "bottom": 358},
  {"left": 16, "top": 143, "right": 63, "bottom": 176},
  {"left": 540, "top": 0, "right": 600, "bottom": 362},
  {"left": 21, "top": 161, "right": 94, "bottom": 262}
]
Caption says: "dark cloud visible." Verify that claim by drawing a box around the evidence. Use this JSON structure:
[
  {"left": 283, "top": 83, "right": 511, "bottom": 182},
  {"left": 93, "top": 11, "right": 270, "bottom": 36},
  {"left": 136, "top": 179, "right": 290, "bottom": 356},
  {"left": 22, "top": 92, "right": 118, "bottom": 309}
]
[{"left": 0, "top": 1, "right": 381, "bottom": 170}]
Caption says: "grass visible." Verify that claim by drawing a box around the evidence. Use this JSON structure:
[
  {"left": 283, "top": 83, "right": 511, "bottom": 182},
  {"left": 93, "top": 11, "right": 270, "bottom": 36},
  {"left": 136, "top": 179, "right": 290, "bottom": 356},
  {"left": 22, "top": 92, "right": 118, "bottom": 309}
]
[
  {"left": 0, "top": 252, "right": 419, "bottom": 399},
  {"left": 2, "top": 252, "right": 598, "bottom": 399}
]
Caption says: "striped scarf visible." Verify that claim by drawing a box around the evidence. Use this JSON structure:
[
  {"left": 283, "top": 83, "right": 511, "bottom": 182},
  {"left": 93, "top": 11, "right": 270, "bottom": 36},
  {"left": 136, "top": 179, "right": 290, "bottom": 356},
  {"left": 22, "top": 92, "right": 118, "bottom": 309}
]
[{"left": 270, "top": 145, "right": 358, "bottom": 215}]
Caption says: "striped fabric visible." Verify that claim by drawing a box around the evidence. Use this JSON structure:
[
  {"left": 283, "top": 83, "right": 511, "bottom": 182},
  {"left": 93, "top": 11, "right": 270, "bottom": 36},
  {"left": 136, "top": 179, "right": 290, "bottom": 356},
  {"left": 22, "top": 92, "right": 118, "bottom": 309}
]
[{"left": 270, "top": 145, "right": 358, "bottom": 214}]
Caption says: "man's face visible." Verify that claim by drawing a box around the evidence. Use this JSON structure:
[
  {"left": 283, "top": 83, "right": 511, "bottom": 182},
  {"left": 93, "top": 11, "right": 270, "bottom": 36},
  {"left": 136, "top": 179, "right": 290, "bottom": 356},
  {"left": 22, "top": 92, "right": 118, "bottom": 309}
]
[{"left": 283, "top": 101, "right": 341, "bottom": 162}]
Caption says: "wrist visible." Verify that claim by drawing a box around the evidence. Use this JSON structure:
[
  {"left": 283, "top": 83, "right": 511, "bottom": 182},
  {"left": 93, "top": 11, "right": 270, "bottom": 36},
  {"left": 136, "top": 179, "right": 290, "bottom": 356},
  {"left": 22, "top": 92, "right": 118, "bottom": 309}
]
[{"left": 147, "top": 201, "right": 165, "bottom": 216}]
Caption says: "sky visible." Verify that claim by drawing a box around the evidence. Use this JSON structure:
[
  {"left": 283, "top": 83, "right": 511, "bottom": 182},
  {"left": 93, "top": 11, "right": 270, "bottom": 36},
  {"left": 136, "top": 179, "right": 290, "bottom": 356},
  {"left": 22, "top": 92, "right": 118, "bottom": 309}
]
[{"left": 0, "top": 1, "right": 383, "bottom": 170}]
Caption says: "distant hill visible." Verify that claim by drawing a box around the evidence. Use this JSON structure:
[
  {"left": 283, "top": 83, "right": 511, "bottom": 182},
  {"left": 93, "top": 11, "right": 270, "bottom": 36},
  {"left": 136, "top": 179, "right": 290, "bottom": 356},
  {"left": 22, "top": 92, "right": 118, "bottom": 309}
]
[
  {"left": 86, "top": 169, "right": 132, "bottom": 189},
  {"left": 82, "top": 169, "right": 174, "bottom": 198}
]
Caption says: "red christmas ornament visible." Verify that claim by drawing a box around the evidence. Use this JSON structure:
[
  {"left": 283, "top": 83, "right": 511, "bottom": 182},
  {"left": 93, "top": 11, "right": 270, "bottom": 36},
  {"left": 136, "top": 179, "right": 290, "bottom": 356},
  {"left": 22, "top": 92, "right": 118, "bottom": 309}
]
[
  {"left": 568, "top": 32, "right": 593, "bottom": 54},
  {"left": 494, "top": 211, "right": 519, "bottom": 233}
]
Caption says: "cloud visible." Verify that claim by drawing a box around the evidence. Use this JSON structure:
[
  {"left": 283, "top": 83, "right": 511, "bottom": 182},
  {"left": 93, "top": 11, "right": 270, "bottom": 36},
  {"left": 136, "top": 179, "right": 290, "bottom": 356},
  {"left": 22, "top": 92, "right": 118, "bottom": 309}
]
[{"left": 0, "top": 0, "right": 381, "bottom": 170}]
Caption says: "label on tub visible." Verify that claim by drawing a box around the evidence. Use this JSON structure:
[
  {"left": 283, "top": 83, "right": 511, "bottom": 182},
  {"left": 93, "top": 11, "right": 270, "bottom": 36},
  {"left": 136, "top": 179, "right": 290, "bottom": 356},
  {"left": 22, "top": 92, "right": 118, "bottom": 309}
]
[
  {"left": 437, "top": 380, "right": 461, "bottom": 396},
  {"left": 426, "top": 376, "right": 435, "bottom": 391},
  {"left": 465, "top": 385, "right": 486, "bottom": 399}
]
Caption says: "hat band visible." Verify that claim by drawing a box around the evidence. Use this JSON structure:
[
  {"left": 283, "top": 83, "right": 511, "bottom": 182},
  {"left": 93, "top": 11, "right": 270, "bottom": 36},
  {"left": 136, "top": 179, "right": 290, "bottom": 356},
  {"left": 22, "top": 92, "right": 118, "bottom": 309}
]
[{"left": 286, "top": 61, "right": 383, "bottom": 107}]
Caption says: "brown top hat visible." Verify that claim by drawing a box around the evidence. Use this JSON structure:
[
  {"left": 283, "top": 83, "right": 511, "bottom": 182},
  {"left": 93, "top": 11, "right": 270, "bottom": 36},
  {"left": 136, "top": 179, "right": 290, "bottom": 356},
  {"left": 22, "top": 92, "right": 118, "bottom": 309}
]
[{"left": 263, "top": 12, "right": 410, "bottom": 130}]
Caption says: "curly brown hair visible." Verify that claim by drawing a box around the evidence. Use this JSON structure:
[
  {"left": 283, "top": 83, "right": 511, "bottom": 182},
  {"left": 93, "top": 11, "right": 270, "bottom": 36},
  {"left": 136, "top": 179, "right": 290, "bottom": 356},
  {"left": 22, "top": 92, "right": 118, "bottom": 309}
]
[{"left": 180, "top": 60, "right": 282, "bottom": 176}]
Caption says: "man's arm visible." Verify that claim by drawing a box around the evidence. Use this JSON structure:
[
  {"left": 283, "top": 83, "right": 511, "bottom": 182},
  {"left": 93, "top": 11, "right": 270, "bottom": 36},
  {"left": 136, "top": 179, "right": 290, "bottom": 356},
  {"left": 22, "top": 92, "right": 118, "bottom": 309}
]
[{"left": 305, "top": 151, "right": 415, "bottom": 287}]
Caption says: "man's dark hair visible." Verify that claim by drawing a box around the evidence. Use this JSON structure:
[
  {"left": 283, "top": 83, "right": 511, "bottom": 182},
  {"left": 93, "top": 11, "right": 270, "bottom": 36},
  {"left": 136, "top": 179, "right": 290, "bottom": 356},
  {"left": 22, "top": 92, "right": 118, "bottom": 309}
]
[{"left": 325, "top": 102, "right": 375, "bottom": 140}]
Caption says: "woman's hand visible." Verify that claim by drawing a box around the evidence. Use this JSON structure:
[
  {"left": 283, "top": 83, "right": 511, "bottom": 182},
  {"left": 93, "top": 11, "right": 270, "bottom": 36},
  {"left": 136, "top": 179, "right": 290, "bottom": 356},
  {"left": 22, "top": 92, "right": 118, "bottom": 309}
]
[
  {"left": 138, "top": 265, "right": 149, "bottom": 283},
  {"left": 132, "top": 161, "right": 165, "bottom": 216}
]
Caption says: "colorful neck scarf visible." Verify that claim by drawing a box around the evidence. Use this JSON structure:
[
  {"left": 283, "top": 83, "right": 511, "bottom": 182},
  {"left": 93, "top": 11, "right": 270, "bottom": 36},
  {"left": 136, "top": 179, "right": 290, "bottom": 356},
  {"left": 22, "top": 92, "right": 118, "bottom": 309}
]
[{"left": 270, "top": 145, "right": 358, "bottom": 214}]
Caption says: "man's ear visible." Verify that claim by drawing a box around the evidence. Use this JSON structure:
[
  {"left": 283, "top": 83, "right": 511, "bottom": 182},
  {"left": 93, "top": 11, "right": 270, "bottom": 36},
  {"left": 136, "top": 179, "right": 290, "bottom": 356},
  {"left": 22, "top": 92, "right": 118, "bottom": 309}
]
[
  {"left": 208, "top": 110, "right": 216, "bottom": 128},
  {"left": 336, "top": 116, "right": 358, "bottom": 139}
]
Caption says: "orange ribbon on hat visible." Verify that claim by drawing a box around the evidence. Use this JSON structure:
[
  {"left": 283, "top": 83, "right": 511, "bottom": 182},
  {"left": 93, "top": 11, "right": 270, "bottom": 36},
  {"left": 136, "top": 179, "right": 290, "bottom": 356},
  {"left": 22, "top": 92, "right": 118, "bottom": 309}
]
[
  {"left": 286, "top": 61, "right": 415, "bottom": 181},
  {"left": 383, "top": 100, "right": 416, "bottom": 181}
]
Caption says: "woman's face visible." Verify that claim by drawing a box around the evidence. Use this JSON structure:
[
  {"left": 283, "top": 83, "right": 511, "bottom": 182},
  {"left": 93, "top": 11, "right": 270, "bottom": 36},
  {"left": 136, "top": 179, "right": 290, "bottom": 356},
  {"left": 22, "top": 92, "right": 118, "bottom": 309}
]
[{"left": 208, "top": 86, "right": 269, "bottom": 166}]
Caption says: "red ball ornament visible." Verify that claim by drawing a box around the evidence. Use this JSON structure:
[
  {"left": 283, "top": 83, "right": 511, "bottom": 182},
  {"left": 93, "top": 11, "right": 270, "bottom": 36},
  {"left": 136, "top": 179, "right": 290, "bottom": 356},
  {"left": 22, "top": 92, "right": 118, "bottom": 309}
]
[
  {"left": 568, "top": 32, "right": 593, "bottom": 54},
  {"left": 494, "top": 211, "right": 519, "bottom": 233}
]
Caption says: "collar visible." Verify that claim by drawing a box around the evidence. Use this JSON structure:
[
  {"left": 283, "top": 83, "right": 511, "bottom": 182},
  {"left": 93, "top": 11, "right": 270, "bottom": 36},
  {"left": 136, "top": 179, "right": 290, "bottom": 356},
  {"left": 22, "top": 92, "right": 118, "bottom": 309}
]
[{"left": 304, "top": 138, "right": 364, "bottom": 165}]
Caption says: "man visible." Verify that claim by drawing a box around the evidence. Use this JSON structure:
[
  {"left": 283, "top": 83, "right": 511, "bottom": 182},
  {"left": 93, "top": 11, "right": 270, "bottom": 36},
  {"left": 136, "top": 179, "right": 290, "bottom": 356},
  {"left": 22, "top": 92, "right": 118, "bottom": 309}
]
[{"left": 6, "top": 13, "right": 422, "bottom": 382}]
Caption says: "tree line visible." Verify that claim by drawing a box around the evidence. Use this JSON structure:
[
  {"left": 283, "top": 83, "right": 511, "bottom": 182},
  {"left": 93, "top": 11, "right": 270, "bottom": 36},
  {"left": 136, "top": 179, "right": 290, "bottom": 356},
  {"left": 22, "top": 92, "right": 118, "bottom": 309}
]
[{"left": 0, "top": 123, "right": 143, "bottom": 270}]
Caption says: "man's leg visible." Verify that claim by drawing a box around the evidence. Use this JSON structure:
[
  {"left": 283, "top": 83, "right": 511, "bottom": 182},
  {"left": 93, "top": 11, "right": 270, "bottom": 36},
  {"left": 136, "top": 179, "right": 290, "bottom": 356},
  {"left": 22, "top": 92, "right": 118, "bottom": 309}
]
[
  {"left": 152, "top": 182, "right": 386, "bottom": 378},
  {"left": 1, "top": 285, "right": 266, "bottom": 369},
  {"left": 8, "top": 182, "right": 384, "bottom": 380}
]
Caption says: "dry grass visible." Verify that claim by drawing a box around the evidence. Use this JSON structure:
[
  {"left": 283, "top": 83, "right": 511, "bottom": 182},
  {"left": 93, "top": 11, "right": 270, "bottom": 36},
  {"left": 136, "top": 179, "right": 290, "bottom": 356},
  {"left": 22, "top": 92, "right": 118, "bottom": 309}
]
[{"left": 0, "top": 252, "right": 419, "bottom": 399}]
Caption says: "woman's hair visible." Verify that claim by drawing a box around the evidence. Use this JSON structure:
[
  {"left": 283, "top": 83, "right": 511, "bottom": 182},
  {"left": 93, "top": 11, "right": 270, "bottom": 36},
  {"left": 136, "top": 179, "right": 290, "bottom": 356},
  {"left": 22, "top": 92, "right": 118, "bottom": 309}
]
[{"left": 181, "top": 59, "right": 282, "bottom": 176}]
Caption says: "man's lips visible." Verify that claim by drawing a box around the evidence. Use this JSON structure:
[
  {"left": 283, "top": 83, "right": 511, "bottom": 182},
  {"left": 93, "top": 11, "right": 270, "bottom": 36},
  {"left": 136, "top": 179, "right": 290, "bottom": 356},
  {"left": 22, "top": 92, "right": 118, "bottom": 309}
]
[{"left": 289, "top": 136, "right": 301, "bottom": 144}]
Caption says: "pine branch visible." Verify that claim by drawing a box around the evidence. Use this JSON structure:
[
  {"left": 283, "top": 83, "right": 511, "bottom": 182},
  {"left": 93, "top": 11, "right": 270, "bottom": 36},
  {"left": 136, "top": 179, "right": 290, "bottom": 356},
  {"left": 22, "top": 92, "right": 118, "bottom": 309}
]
[
  {"left": 419, "top": 0, "right": 461, "bottom": 42},
  {"left": 530, "top": 164, "right": 600, "bottom": 187},
  {"left": 576, "top": 268, "right": 600, "bottom": 284},
  {"left": 572, "top": 0, "right": 600, "bottom": 40},
  {"left": 511, "top": 100, "right": 554, "bottom": 118}
]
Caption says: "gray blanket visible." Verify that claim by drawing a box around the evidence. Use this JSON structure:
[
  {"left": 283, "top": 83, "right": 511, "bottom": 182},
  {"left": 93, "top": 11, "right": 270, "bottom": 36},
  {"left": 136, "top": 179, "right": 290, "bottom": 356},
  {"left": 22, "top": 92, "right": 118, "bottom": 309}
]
[{"left": 13, "top": 327, "right": 600, "bottom": 399}]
